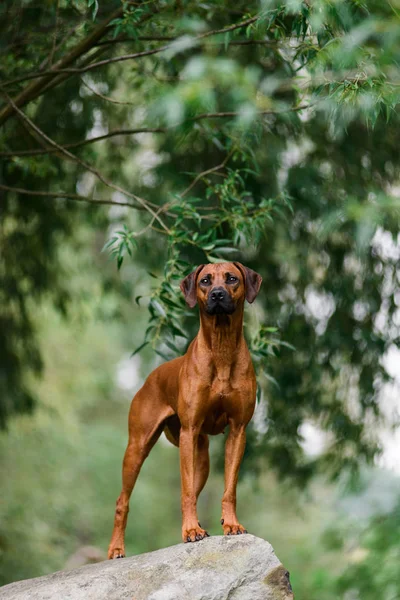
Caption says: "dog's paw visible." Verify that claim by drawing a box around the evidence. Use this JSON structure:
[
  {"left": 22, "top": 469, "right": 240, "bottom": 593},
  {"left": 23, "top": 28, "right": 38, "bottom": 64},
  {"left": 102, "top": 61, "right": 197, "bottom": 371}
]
[
  {"left": 182, "top": 525, "right": 209, "bottom": 543},
  {"left": 108, "top": 546, "right": 126, "bottom": 559},
  {"left": 220, "top": 519, "right": 248, "bottom": 536}
]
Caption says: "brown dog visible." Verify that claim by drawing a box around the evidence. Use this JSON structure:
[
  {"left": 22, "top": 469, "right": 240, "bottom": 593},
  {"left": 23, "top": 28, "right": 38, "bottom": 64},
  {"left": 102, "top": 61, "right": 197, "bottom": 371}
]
[{"left": 108, "top": 261, "right": 262, "bottom": 558}]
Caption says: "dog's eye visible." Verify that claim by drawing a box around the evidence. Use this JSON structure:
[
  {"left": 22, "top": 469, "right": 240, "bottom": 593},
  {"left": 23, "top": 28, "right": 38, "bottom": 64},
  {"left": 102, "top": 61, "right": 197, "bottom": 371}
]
[
  {"left": 227, "top": 276, "right": 238, "bottom": 283},
  {"left": 200, "top": 278, "right": 210, "bottom": 285}
]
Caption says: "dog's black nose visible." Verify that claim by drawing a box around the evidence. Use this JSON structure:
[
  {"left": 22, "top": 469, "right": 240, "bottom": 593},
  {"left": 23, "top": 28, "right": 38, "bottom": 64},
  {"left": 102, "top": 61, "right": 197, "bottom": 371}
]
[{"left": 210, "top": 287, "right": 227, "bottom": 302}]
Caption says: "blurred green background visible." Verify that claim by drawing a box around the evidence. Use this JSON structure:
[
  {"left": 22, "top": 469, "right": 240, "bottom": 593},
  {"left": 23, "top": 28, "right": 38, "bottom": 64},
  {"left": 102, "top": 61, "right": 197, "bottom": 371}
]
[{"left": 1, "top": 1, "right": 400, "bottom": 598}]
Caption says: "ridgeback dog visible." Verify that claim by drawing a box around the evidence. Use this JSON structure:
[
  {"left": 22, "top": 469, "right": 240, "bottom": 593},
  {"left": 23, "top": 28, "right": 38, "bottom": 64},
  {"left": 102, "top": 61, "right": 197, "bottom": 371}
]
[{"left": 108, "top": 261, "right": 262, "bottom": 558}]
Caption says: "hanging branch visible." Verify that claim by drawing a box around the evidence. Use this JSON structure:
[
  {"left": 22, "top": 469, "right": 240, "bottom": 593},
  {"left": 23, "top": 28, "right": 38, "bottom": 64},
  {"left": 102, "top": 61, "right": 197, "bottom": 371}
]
[
  {"left": 0, "top": 6, "right": 123, "bottom": 126},
  {"left": 79, "top": 77, "right": 137, "bottom": 105},
  {"left": 180, "top": 149, "right": 235, "bottom": 198},
  {"left": 0, "top": 143, "right": 236, "bottom": 227},
  {"left": 94, "top": 36, "right": 278, "bottom": 47},
  {"left": 1, "top": 14, "right": 260, "bottom": 90},
  {"left": 0, "top": 104, "right": 312, "bottom": 158},
  {"left": 0, "top": 183, "right": 145, "bottom": 211},
  {"left": 0, "top": 3, "right": 162, "bottom": 126},
  {"left": 0, "top": 90, "right": 170, "bottom": 231}
]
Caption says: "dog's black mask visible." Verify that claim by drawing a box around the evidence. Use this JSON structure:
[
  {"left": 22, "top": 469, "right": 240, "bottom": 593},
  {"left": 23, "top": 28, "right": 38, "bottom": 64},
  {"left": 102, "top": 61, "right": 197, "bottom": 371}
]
[{"left": 206, "top": 287, "right": 236, "bottom": 315}]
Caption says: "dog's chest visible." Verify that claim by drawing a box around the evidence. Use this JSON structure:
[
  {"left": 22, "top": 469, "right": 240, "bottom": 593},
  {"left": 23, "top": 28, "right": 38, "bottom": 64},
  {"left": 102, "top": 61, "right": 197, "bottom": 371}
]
[
  {"left": 202, "top": 378, "right": 240, "bottom": 434},
  {"left": 207, "top": 350, "right": 246, "bottom": 393},
  {"left": 196, "top": 354, "right": 254, "bottom": 434}
]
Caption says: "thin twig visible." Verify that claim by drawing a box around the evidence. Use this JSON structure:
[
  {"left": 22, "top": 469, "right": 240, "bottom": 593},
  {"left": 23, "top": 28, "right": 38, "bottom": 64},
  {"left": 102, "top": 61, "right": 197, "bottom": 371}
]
[
  {"left": 37, "top": 45, "right": 108, "bottom": 100},
  {"left": 38, "top": 23, "right": 83, "bottom": 72},
  {"left": 197, "top": 15, "right": 260, "bottom": 39},
  {"left": 0, "top": 127, "right": 168, "bottom": 157},
  {"left": 0, "top": 183, "right": 143, "bottom": 210},
  {"left": 191, "top": 106, "right": 311, "bottom": 120},
  {"left": 95, "top": 35, "right": 175, "bottom": 45},
  {"left": 80, "top": 77, "right": 137, "bottom": 105},
  {"left": 94, "top": 36, "right": 277, "bottom": 47},
  {"left": 134, "top": 202, "right": 171, "bottom": 237},
  {"left": 180, "top": 149, "right": 234, "bottom": 198},
  {"left": 0, "top": 104, "right": 311, "bottom": 158},
  {"left": 1, "top": 47, "right": 167, "bottom": 83},
  {"left": 49, "top": 0, "right": 60, "bottom": 66}
]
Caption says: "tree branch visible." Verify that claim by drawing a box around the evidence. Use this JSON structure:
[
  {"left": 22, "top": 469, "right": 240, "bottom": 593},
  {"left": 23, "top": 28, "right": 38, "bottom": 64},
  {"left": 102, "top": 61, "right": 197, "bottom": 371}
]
[
  {"left": 180, "top": 149, "right": 234, "bottom": 198},
  {"left": 0, "top": 90, "right": 170, "bottom": 232},
  {"left": 36, "top": 45, "right": 110, "bottom": 102},
  {"left": 38, "top": 23, "right": 83, "bottom": 72},
  {"left": 1, "top": 47, "right": 165, "bottom": 85},
  {"left": 95, "top": 35, "right": 175, "bottom": 45},
  {"left": 0, "top": 183, "right": 144, "bottom": 210},
  {"left": 79, "top": 78, "right": 137, "bottom": 105},
  {"left": 190, "top": 105, "right": 311, "bottom": 121},
  {"left": 0, "top": 6, "right": 124, "bottom": 126},
  {"left": 2, "top": 15, "right": 261, "bottom": 88},
  {"left": 0, "top": 127, "right": 168, "bottom": 157},
  {"left": 0, "top": 3, "right": 162, "bottom": 126},
  {"left": 0, "top": 104, "right": 311, "bottom": 158},
  {"left": 48, "top": 0, "right": 60, "bottom": 67},
  {"left": 94, "top": 36, "right": 276, "bottom": 47}
]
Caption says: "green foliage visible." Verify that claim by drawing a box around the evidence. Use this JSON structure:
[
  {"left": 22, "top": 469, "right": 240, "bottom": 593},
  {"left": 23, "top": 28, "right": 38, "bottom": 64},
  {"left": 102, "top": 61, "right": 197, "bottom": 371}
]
[
  {"left": 1, "top": 1, "right": 400, "bottom": 595},
  {"left": 1, "top": 0, "right": 399, "bottom": 480},
  {"left": 103, "top": 224, "right": 137, "bottom": 269},
  {"left": 336, "top": 501, "right": 400, "bottom": 599},
  {"left": 88, "top": 0, "right": 99, "bottom": 22},
  {"left": 107, "top": 168, "right": 292, "bottom": 366},
  {"left": 109, "top": 3, "right": 150, "bottom": 38}
]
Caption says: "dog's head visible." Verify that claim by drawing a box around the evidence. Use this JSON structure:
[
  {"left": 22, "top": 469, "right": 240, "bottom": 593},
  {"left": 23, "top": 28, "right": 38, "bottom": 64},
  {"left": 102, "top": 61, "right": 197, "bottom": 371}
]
[{"left": 180, "top": 262, "right": 262, "bottom": 314}]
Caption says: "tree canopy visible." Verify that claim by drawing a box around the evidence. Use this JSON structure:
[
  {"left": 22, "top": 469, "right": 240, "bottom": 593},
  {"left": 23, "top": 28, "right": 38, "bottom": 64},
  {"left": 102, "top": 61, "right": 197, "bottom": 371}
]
[{"left": 1, "top": 0, "right": 400, "bottom": 481}]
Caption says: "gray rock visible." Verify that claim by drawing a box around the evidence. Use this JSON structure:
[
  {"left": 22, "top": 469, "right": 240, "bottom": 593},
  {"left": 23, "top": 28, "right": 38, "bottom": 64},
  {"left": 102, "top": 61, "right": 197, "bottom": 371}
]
[{"left": 0, "top": 535, "right": 294, "bottom": 600}]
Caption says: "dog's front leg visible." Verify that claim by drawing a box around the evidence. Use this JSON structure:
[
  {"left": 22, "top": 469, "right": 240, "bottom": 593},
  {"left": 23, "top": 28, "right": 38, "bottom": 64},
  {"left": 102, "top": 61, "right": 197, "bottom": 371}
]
[
  {"left": 221, "top": 423, "right": 248, "bottom": 536},
  {"left": 179, "top": 426, "right": 209, "bottom": 542}
]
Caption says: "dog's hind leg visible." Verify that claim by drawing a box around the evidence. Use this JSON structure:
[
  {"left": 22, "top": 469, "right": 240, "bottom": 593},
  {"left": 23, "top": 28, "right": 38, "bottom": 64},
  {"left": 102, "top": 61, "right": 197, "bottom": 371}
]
[{"left": 108, "top": 387, "right": 173, "bottom": 559}]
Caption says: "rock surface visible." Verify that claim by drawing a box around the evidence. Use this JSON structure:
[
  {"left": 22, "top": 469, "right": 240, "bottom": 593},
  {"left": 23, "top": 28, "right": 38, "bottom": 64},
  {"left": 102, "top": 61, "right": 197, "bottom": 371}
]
[{"left": 0, "top": 535, "right": 294, "bottom": 600}]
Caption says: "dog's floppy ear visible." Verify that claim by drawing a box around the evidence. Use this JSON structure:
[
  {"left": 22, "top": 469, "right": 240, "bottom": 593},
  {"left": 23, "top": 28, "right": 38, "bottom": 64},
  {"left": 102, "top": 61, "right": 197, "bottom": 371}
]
[
  {"left": 180, "top": 265, "right": 205, "bottom": 308},
  {"left": 234, "top": 262, "right": 262, "bottom": 303}
]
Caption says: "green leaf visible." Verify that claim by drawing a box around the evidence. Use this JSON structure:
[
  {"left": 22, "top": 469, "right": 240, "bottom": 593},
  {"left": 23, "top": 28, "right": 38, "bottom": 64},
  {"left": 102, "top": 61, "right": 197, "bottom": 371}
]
[
  {"left": 88, "top": 0, "right": 99, "bottom": 20},
  {"left": 263, "top": 372, "right": 280, "bottom": 389},
  {"left": 102, "top": 237, "right": 117, "bottom": 252},
  {"left": 170, "top": 324, "right": 188, "bottom": 338},
  {"left": 215, "top": 247, "right": 238, "bottom": 255},
  {"left": 165, "top": 339, "right": 180, "bottom": 354},
  {"left": 224, "top": 32, "right": 231, "bottom": 51},
  {"left": 131, "top": 341, "right": 149, "bottom": 357},
  {"left": 278, "top": 341, "right": 296, "bottom": 351},
  {"left": 155, "top": 349, "right": 170, "bottom": 361},
  {"left": 151, "top": 300, "right": 167, "bottom": 317}
]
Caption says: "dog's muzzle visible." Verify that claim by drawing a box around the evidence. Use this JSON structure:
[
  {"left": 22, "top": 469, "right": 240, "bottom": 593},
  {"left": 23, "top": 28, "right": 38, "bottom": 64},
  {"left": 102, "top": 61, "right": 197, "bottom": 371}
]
[{"left": 206, "top": 287, "right": 235, "bottom": 315}]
